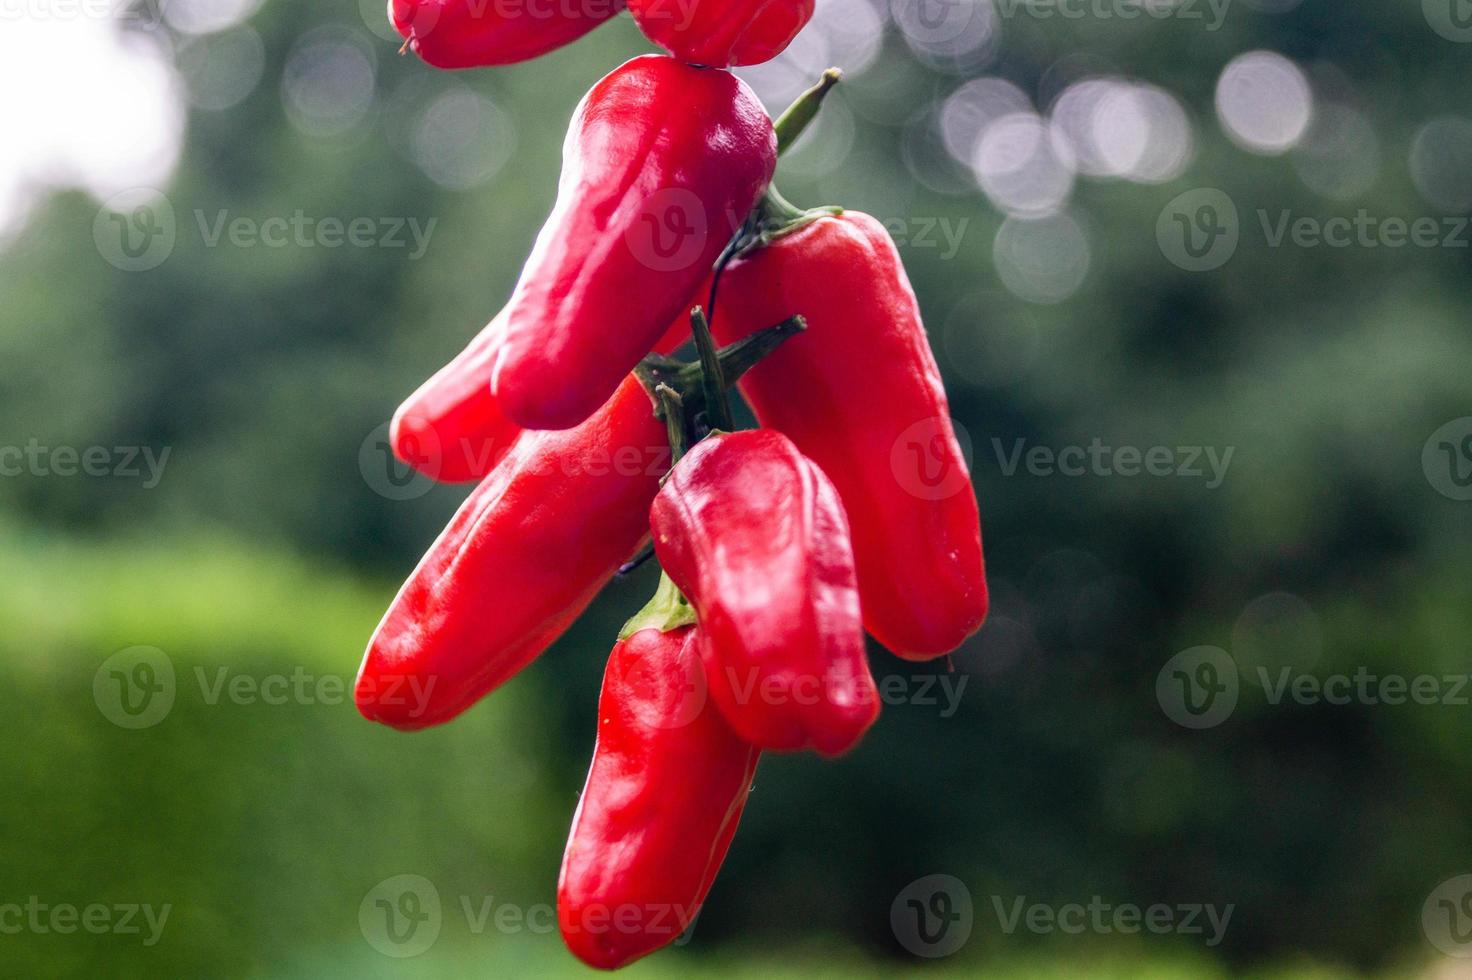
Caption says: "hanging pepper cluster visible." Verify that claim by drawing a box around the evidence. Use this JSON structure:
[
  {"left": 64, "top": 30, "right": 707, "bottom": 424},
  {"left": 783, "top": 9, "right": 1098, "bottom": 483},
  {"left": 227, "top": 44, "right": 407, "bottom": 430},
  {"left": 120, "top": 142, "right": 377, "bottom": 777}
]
[{"left": 361, "top": 3, "right": 988, "bottom": 969}]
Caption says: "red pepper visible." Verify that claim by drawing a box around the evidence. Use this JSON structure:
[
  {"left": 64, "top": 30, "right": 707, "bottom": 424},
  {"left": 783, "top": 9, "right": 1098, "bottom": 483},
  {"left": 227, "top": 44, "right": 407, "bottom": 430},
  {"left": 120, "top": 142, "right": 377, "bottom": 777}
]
[
  {"left": 357, "top": 374, "right": 668, "bottom": 729},
  {"left": 493, "top": 56, "right": 776, "bottom": 431},
  {"left": 559, "top": 619, "right": 759, "bottom": 970},
  {"left": 390, "top": 0, "right": 624, "bottom": 70},
  {"left": 391, "top": 301, "right": 699, "bottom": 484},
  {"left": 710, "top": 212, "right": 988, "bottom": 660},
  {"left": 650, "top": 429, "right": 878, "bottom": 756},
  {"left": 390, "top": 310, "right": 519, "bottom": 484},
  {"left": 627, "top": 0, "right": 814, "bottom": 68}
]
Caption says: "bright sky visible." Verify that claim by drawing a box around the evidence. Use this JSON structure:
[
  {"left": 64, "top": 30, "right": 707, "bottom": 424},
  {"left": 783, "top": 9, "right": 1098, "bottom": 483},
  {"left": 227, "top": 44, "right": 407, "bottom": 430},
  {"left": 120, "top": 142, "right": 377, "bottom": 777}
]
[
  {"left": 0, "top": 7, "right": 204, "bottom": 242},
  {"left": 14, "top": 0, "right": 1458, "bottom": 310}
]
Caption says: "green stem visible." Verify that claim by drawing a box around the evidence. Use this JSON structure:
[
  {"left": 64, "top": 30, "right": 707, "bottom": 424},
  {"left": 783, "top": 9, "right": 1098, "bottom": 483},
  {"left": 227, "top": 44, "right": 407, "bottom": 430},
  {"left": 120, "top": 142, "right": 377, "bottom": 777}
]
[
  {"left": 762, "top": 183, "right": 807, "bottom": 223},
  {"left": 654, "top": 383, "right": 687, "bottom": 464},
  {"left": 774, "top": 67, "right": 843, "bottom": 155},
  {"left": 749, "top": 183, "right": 843, "bottom": 250},
  {"left": 711, "top": 314, "right": 806, "bottom": 384},
  {"left": 637, "top": 315, "right": 806, "bottom": 407},
  {"left": 618, "top": 570, "right": 697, "bottom": 639},
  {"left": 634, "top": 315, "right": 806, "bottom": 474},
  {"left": 690, "top": 308, "right": 734, "bottom": 433}
]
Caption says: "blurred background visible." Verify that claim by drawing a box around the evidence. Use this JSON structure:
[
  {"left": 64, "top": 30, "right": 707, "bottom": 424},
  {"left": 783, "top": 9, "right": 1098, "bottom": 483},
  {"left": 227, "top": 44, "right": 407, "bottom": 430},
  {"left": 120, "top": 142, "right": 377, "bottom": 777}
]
[{"left": 3, "top": 0, "right": 1472, "bottom": 976}]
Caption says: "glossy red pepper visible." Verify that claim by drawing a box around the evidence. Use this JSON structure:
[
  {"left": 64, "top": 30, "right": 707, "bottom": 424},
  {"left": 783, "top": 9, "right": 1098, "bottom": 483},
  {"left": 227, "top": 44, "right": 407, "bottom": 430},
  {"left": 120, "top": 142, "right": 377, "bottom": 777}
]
[
  {"left": 357, "top": 374, "right": 668, "bottom": 729},
  {"left": 710, "top": 212, "right": 988, "bottom": 660},
  {"left": 390, "top": 0, "right": 624, "bottom": 70},
  {"left": 390, "top": 310, "right": 519, "bottom": 484},
  {"left": 391, "top": 301, "right": 698, "bottom": 484},
  {"left": 627, "top": 0, "right": 814, "bottom": 68},
  {"left": 650, "top": 429, "right": 878, "bottom": 756},
  {"left": 493, "top": 56, "right": 776, "bottom": 431},
  {"left": 559, "top": 620, "right": 759, "bottom": 970}
]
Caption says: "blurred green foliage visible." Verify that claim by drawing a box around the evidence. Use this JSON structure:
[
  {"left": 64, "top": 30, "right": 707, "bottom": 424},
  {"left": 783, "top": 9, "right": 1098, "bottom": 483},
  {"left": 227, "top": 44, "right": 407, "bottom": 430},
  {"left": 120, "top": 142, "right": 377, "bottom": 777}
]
[
  {"left": 2, "top": 0, "right": 1472, "bottom": 976},
  {"left": 0, "top": 523, "right": 1457, "bottom": 977}
]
